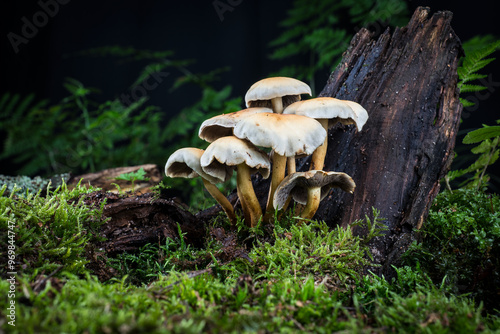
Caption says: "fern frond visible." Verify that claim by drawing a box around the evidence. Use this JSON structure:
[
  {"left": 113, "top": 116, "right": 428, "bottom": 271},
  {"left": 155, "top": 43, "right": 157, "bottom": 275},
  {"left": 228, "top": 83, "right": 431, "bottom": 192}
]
[
  {"left": 462, "top": 35, "right": 497, "bottom": 54},
  {"left": 0, "top": 93, "right": 49, "bottom": 126},
  {"left": 459, "top": 97, "right": 476, "bottom": 108},
  {"left": 455, "top": 72, "right": 486, "bottom": 84},
  {"left": 458, "top": 40, "right": 500, "bottom": 87},
  {"left": 459, "top": 84, "right": 488, "bottom": 94},
  {"left": 268, "top": 0, "right": 408, "bottom": 89},
  {"left": 461, "top": 58, "right": 495, "bottom": 79},
  {"left": 463, "top": 126, "right": 500, "bottom": 144},
  {"left": 457, "top": 39, "right": 500, "bottom": 111}
]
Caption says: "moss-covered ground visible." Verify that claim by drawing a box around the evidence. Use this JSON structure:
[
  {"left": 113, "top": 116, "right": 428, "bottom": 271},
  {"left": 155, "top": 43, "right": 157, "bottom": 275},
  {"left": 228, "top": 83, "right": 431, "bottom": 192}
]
[{"left": 1, "top": 183, "right": 499, "bottom": 333}]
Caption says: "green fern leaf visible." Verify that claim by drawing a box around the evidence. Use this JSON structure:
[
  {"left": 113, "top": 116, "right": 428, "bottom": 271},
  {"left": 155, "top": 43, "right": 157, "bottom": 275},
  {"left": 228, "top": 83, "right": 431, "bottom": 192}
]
[
  {"left": 459, "top": 97, "right": 476, "bottom": 108},
  {"left": 462, "top": 35, "right": 498, "bottom": 54},
  {"left": 456, "top": 72, "right": 486, "bottom": 84},
  {"left": 458, "top": 40, "right": 500, "bottom": 86},
  {"left": 459, "top": 84, "right": 488, "bottom": 94},
  {"left": 463, "top": 58, "right": 495, "bottom": 75},
  {"left": 463, "top": 126, "right": 500, "bottom": 144},
  {"left": 269, "top": 0, "right": 408, "bottom": 91}
]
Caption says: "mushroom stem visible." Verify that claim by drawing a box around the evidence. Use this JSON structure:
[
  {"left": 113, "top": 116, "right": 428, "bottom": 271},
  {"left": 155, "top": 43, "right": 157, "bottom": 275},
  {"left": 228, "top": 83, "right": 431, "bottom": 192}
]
[
  {"left": 236, "top": 163, "right": 262, "bottom": 227},
  {"left": 278, "top": 157, "right": 296, "bottom": 214},
  {"left": 271, "top": 97, "right": 284, "bottom": 114},
  {"left": 287, "top": 157, "right": 296, "bottom": 175},
  {"left": 202, "top": 178, "right": 236, "bottom": 225},
  {"left": 300, "top": 186, "right": 322, "bottom": 220},
  {"left": 264, "top": 153, "right": 287, "bottom": 222},
  {"left": 309, "top": 118, "right": 329, "bottom": 171}
]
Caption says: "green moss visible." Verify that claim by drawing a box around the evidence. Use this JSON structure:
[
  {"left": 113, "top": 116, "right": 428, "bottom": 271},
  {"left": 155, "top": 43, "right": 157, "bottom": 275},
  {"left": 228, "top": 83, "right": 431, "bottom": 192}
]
[
  {"left": 231, "top": 222, "right": 370, "bottom": 287},
  {"left": 3, "top": 266, "right": 499, "bottom": 333},
  {"left": 403, "top": 189, "right": 500, "bottom": 310},
  {"left": 107, "top": 224, "right": 223, "bottom": 285},
  {"left": 0, "top": 181, "right": 107, "bottom": 277},
  {"left": 2, "top": 185, "right": 499, "bottom": 332}
]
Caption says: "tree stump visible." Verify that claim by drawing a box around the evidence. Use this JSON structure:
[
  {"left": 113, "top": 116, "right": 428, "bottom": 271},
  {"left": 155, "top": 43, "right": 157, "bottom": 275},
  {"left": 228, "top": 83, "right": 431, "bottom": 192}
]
[{"left": 293, "top": 7, "right": 463, "bottom": 276}]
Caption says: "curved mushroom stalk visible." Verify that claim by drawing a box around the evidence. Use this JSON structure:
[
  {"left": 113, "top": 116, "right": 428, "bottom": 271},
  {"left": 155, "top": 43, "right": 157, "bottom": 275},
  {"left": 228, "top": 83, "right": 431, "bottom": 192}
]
[
  {"left": 273, "top": 170, "right": 356, "bottom": 220},
  {"left": 236, "top": 163, "right": 262, "bottom": 227},
  {"left": 263, "top": 152, "right": 287, "bottom": 222},
  {"left": 165, "top": 147, "right": 236, "bottom": 225},
  {"left": 276, "top": 155, "right": 297, "bottom": 215},
  {"left": 202, "top": 178, "right": 237, "bottom": 225},
  {"left": 310, "top": 118, "right": 329, "bottom": 170},
  {"left": 200, "top": 136, "right": 270, "bottom": 228},
  {"left": 287, "top": 156, "right": 296, "bottom": 175},
  {"left": 300, "top": 186, "right": 322, "bottom": 219}
]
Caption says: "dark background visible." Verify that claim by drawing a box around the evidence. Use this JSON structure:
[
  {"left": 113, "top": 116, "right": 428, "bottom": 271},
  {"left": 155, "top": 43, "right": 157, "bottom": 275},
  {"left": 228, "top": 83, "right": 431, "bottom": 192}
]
[{"left": 1, "top": 0, "right": 499, "bottom": 178}]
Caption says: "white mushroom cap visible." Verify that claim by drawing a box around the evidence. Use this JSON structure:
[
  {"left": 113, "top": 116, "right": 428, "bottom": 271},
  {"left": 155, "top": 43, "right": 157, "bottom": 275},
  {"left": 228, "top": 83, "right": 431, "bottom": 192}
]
[
  {"left": 284, "top": 97, "right": 369, "bottom": 131},
  {"left": 198, "top": 107, "right": 272, "bottom": 143},
  {"left": 245, "top": 77, "right": 312, "bottom": 108},
  {"left": 165, "top": 147, "right": 230, "bottom": 184},
  {"left": 233, "top": 112, "right": 327, "bottom": 157},
  {"left": 273, "top": 170, "right": 356, "bottom": 210},
  {"left": 200, "top": 136, "right": 271, "bottom": 180}
]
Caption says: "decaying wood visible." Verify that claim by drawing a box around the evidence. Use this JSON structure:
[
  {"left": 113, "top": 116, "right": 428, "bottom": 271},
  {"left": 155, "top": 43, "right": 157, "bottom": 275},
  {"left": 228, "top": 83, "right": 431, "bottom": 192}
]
[
  {"left": 69, "top": 164, "right": 162, "bottom": 193},
  {"left": 295, "top": 7, "right": 463, "bottom": 276},
  {"left": 85, "top": 191, "right": 250, "bottom": 282},
  {"left": 95, "top": 192, "right": 206, "bottom": 254}
]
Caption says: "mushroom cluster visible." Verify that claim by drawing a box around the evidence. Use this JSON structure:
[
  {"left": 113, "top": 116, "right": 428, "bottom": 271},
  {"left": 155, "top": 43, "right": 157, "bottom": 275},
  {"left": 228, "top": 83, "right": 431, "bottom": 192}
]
[{"left": 165, "top": 77, "right": 368, "bottom": 227}]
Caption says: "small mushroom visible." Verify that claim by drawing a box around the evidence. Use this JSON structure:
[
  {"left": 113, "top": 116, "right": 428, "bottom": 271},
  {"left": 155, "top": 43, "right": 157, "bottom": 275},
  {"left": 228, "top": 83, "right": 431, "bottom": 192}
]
[
  {"left": 200, "top": 136, "right": 270, "bottom": 227},
  {"left": 198, "top": 107, "right": 272, "bottom": 143},
  {"left": 273, "top": 170, "right": 356, "bottom": 220},
  {"left": 245, "top": 77, "right": 312, "bottom": 114},
  {"left": 284, "top": 97, "right": 368, "bottom": 170},
  {"left": 233, "top": 112, "right": 326, "bottom": 221},
  {"left": 165, "top": 148, "right": 236, "bottom": 225}
]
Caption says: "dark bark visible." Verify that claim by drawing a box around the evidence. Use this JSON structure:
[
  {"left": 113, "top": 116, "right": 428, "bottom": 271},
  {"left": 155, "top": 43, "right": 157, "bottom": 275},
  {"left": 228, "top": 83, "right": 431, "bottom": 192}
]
[
  {"left": 96, "top": 192, "right": 206, "bottom": 255},
  {"left": 294, "top": 7, "right": 463, "bottom": 276}
]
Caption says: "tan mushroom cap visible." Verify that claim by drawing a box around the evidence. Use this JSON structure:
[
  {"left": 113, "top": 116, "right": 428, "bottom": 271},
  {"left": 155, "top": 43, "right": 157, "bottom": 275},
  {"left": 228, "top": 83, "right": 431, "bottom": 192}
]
[
  {"left": 165, "top": 147, "right": 231, "bottom": 184},
  {"left": 233, "top": 112, "right": 327, "bottom": 157},
  {"left": 245, "top": 77, "right": 312, "bottom": 108},
  {"left": 198, "top": 107, "right": 272, "bottom": 143},
  {"left": 284, "top": 97, "right": 368, "bottom": 131},
  {"left": 273, "top": 170, "right": 356, "bottom": 210},
  {"left": 200, "top": 136, "right": 271, "bottom": 180}
]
